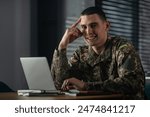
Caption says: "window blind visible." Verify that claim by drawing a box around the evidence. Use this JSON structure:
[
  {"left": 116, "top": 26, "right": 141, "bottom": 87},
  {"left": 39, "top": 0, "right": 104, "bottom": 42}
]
[
  {"left": 139, "top": 0, "right": 150, "bottom": 76},
  {"left": 99, "top": 0, "right": 139, "bottom": 48}
]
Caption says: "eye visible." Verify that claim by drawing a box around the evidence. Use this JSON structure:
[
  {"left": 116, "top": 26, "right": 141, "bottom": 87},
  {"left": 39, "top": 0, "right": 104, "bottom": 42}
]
[
  {"left": 90, "top": 23, "right": 97, "bottom": 29},
  {"left": 81, "top": 25, "right": 87, "bottom": 30}
]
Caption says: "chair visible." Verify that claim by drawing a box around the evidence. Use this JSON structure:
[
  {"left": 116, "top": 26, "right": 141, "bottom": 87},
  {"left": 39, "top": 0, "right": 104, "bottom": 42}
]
[
  {"left": 145, "top": 79, "right": 150, "bottom": 100},
  {"left": 0, "top": 81, "right": 13, "bottom": 92}
]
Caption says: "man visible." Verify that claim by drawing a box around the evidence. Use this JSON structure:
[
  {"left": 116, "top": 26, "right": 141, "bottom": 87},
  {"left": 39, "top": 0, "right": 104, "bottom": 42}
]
[{"left": 51, "top": 6, "right": 145, "bottom": 99}]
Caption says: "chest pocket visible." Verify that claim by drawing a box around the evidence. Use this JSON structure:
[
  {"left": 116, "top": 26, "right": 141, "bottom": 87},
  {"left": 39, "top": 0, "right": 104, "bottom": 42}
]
[{"left": 99, "top": 60, "right": 112, "bottom": 81}]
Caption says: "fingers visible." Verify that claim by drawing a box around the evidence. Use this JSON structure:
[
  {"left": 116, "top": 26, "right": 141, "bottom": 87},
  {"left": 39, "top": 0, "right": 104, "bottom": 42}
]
[
  {"left": 69, "top": 28, "right": 82, "bottom": 39},
  {"left": 61, "top": 80, "right": 69, "bottom": 91},
  {"left": 71, "top": 18, "right": 81, "bottom": 28},
  {"left": 61, "top": 79, "right": 76, "bottom": 91},
  {"left": 61, "top": 78, "right": 85, "bottom": 91},
  {"left": 58, "top": 20, "right": 82, "bottom": 50},
  {"left": 69, "top": 18, "right": 82, "bottom": 38},
  {"left": 62, "top": 18, "right": 82, "bottom": 45}
]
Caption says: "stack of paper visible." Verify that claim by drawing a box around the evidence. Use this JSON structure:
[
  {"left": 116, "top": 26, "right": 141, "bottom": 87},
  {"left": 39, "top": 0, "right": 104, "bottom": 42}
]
[{"left": 17, "top": 90, "right": 62, "bottom": 96}]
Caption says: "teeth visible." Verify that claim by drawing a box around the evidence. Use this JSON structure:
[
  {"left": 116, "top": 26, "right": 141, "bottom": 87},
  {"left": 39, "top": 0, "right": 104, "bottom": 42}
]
[
  {"left": 87, "top": 35, "right": 96, "bottom": 39},
  {"left": 88, "top": 37, "right": 96, "bottom": 40}
]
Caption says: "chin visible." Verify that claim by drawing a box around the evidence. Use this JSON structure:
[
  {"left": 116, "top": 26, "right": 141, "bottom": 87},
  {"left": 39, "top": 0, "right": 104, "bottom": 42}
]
[
  {"left": 84, "top": 39, "right": 96, "bottom": 46},
  {"left": 87, "top": 42, "right": 95, "bottom": 46}
]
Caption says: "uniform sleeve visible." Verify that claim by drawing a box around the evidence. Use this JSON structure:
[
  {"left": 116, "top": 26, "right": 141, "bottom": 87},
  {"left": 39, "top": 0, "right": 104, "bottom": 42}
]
[
  {"left": 114, "top": 42, "right": 145, "bottom": 96},
  {"left": 85, "top": 41, "right": 145, "bottom": 99},
  {"left": 51, "top": 48, "right": 80, "bottom": 89},
  {"left": 51, "top": 49, "right": 70, "bottom": 89}
]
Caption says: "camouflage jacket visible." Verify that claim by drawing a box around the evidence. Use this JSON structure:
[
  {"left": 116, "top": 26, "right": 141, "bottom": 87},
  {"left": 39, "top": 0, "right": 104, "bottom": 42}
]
[{"left": 51, "top": 36, "right": 145, "bottom": 99}]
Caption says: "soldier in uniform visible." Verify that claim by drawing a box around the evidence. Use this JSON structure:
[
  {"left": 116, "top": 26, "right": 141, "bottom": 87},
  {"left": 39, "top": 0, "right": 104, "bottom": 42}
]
[{"left": 51, "top": 6, "right": 145, "bottom": 99}]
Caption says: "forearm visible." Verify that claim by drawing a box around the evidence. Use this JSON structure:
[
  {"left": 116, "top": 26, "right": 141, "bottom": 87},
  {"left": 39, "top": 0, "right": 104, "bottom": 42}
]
[
  {"left": 85, "top": 73, "right": 144, "bottom": 94},
  {"left": 51, "top": 49, "right": 71, "bottom": 89}
]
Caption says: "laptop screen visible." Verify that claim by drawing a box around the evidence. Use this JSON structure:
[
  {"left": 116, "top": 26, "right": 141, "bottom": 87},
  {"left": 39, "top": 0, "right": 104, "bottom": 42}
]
[{"left": 20, "top": 57, "right": 56, "bottom": 90}]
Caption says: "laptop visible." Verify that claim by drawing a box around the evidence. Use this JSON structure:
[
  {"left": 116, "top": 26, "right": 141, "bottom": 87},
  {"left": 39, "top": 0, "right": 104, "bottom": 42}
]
[
  {"left": 19, "top": 57, "right": 88, "bottom": 96},
  {"left": 19, "top": 57, "right": 60, "bottom": 96}
]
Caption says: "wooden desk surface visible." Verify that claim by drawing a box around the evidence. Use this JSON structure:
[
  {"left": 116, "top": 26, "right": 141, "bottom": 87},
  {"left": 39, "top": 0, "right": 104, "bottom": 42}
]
[{"left": 0, "top": 92, "right": 123, "bottom": 100}]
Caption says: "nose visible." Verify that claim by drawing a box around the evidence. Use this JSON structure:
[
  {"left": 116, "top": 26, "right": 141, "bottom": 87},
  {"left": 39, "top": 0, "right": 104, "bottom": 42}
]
[{"left": 86, "top": 27, "right": 93, "bottom": 35}]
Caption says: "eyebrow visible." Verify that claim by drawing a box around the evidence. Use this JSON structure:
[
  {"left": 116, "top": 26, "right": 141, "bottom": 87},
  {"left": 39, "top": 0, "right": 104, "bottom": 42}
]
[{"left": 80, "top": 22, "right": 98, "bottom": 27}]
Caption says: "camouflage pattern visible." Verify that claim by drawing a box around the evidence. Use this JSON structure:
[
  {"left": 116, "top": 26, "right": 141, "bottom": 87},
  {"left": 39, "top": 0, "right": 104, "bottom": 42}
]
[{"left": 51, "top": 36, "right": 145, "bottom": 99}]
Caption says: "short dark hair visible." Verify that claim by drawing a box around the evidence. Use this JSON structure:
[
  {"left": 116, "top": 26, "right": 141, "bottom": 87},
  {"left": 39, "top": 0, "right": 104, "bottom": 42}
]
[{"left": 80, "top": 6, "right": 107, "bottom": 21}]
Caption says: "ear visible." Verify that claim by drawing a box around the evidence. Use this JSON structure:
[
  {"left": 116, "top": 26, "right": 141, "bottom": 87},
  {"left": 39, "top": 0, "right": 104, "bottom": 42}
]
[{"left": 105, "top": 21, "right": 110, "bottom": 31}]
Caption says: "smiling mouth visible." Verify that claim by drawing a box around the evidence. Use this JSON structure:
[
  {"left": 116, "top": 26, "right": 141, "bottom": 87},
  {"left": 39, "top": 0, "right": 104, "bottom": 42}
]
[{"left": 86, "top": 36, "right": 97, "bottom": 40}]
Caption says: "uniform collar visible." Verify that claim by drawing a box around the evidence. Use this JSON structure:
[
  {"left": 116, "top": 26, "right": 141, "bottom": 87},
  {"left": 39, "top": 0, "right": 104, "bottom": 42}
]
[{"left": 87, "top": 36, "right": 112, "bottom": 66}]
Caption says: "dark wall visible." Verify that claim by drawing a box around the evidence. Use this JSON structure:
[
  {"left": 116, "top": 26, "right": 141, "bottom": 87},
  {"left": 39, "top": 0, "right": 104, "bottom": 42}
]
[
  {"left": 0, "top": 0, "right": 31, "bottom": 90},
  {"left": 0, "top": 0, "right": 65, "bottom": 90},
  {"left": 36, "top": 0, "right": 64, "bottom": 64}
]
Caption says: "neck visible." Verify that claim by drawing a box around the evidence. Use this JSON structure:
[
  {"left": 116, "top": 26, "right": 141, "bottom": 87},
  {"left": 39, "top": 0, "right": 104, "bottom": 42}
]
[
  {"left": 92, "top": 36, "right": 108, "bottom": 55},
  {"left": 92, "top": 45, "right": 105, "bottom": 55}
]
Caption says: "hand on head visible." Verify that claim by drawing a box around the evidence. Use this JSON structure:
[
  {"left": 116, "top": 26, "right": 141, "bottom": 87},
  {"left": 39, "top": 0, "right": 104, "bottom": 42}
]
[{"left": 58, "top": 18, "right": 82, "bottom": 50}]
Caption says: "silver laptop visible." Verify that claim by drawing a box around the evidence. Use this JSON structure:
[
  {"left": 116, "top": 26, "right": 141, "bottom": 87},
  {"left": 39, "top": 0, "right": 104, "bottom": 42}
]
[{"left": 20, "top": 57, "right": 56, "bottom": 91}]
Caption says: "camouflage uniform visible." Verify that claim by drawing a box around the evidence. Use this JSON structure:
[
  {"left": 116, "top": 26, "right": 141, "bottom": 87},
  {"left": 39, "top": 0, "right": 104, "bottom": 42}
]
[{"left": 51, "top": 36, "right": 145, "bottom": 99}]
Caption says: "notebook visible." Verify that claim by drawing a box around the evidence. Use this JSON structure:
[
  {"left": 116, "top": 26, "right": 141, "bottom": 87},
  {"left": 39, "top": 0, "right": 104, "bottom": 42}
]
[{"left": 19, "top": 57, "right": 61, "bottom": 96}]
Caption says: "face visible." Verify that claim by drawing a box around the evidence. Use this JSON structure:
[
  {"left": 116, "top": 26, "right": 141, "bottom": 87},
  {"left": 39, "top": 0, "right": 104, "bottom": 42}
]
[{"left": 80, "top": 14, "right": 109, "bottom": 47}]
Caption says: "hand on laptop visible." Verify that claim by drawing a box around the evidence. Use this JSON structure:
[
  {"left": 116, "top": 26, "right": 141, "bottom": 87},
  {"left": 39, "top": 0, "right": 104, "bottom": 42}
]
[{"left": 61, "top": 78, "right": 86, "bottom": 91}]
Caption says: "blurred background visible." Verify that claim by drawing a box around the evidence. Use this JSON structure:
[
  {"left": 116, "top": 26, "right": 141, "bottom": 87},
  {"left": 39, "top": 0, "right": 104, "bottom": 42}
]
[{"left": 0, "top": 0, "right": 150, "bottom": 98}]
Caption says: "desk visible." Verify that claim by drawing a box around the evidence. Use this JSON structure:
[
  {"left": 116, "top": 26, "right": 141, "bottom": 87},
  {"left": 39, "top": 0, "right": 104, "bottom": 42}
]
[{"left": 0, "top": 92, "right": 123, "bottom": 100}]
